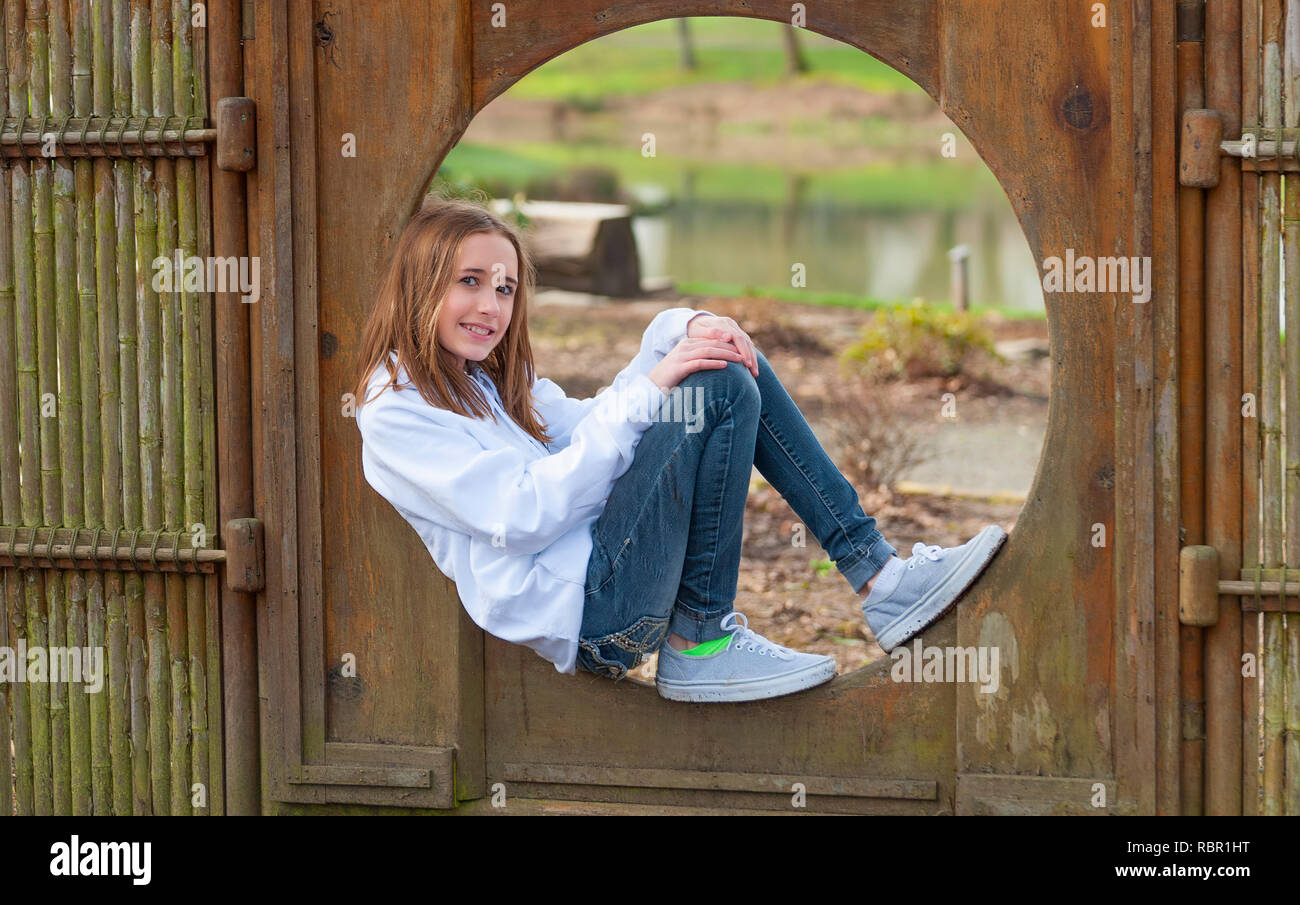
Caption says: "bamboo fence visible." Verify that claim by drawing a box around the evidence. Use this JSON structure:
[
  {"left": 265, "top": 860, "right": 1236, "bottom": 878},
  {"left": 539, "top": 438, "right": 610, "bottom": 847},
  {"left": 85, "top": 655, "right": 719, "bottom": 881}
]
[
  {"left": 0, "top": 0, "right": 220, "bottom": 816},
  {"left": 1253, "top": 0, "right": 1299, "bottom": 816}
]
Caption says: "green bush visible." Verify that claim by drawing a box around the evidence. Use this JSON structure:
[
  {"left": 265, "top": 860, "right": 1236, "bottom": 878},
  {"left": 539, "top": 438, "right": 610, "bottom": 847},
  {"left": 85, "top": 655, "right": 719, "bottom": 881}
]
[{"left": 839, "top": 299, "right": 1001, "bottom": 379}]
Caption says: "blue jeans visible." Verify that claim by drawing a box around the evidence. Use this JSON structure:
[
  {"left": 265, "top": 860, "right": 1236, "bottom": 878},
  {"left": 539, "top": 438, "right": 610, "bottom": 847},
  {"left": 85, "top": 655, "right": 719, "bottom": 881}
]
[{"left": 576, "top": 349, "right": 898, "bottom": 680}]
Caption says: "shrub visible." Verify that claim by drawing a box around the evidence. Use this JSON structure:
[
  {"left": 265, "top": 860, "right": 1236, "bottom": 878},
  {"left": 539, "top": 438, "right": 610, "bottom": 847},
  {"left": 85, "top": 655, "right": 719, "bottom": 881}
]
[
  {"left": 839, "top": 299, "right": 1000, "bottom": 380},
  {"left": 825, "top": 370, "right": 933, "bottom": 492}
]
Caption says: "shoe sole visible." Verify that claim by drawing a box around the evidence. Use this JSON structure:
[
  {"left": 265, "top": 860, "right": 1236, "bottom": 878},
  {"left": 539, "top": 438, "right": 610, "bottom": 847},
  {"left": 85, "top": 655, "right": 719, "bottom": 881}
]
[
  {"left": 871, "top": 525, "right": 1008, "bottom": 653},
  {"left": 655, "top": 657, "right": 837, "bottom": 703}
]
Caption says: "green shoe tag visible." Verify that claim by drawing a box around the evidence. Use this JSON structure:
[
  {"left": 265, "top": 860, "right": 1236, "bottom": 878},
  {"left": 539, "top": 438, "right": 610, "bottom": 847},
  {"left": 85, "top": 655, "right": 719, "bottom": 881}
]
[{"left": 679, "top": 634, "right": 732, "bottom": 656}]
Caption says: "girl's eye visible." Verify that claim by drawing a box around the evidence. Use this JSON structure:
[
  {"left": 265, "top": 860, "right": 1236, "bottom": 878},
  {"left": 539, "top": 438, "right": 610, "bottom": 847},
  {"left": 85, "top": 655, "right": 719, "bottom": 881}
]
[{"left": 461, "top": 275, "right": 513, "bottom": 295}]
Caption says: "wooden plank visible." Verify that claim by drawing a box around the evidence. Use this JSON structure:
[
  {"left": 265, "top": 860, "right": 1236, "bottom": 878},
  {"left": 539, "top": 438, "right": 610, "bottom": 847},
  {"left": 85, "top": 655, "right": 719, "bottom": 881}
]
[
  {"left": 306, "top": 0, "right": 485, "bottom": 808},
  {"left": 1123, "top": 0, "right": 1159, "bottom": 819},
  {"left": 455, "top": 796, "right": 797, "bottom": 816},
  {"left": 252, "top": 0, "right": 312, "bottom": 805},
  {"left": 943, "top": 0, "right": 1120, "bottom": 792},
  {"left": 471, "top": 0, "right": 940, "bottom": 111},
  {"left": 294, "top": 764, "right": 433, "bottom": 788},
  {"left": 1151, "top": 0, "right": 1182, "bottom": 817},
  {"left": 287, "top": 0, "right": 324, "bottom": 767},
  {"left": 487, "top": 620, "right": 957, "bottom": 812},
  {"left": 208, "top": 0, "right": 256, "bottom": 817},
  {"left": 500, "top": 763, "right": 936, "bottom": 800},
  {"left": 956, "top": 773, "right": 1120, "bottom": 815},
  {"left": 265, "top": 0, "right": 1153, "bottom": 815}
]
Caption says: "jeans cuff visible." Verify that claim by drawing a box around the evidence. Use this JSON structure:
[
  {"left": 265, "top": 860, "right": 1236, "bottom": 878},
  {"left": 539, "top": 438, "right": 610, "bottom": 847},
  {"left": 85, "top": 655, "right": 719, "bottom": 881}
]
[
  {"left": 837, "top": 533, "right": 898, "bottom": 595},
  {"left": 667, "top": 602, "right": 730, "bottom": 644}
]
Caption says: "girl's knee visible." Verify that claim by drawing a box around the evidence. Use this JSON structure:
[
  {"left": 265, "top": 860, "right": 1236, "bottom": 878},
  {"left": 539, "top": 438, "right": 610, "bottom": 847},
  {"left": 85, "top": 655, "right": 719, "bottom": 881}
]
[
  {"left": 678, "top": 357, "right": 759, "bottom": 422},
  {"left": 714, "top": 359, "right": 760, "bottom": 410}
]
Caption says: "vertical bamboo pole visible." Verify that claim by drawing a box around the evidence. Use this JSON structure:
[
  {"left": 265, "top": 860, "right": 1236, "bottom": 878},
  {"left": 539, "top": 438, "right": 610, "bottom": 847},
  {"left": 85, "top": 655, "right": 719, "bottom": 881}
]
[
  {"left": 73, "top": 0, "right": 107, "bottom": 814},
  {"left": 5, "top": 0, "right": 33, "bottom": 817},
  {"left": 1287, "top": 606, "right": 1300, "bottom": 812},
  {"left": 0, "top": 0, "right": 13, "bottom": 820},
  {"left": 1178, "top": 0, "right": 1208, "bottom": 816},
  {"left": 1260, "top": 0, "right": 1285, "bottom": 817},
  {"left": 50, "top": 0, "right": 81, "bottom": 818},
  {"left": 190, "top": 0, "right": 220, "bottom": 814},
  {"left": 211, "top": 0, "right": 254, "bottom": 815},
  {"left": 48, "top": 0, "right": 92, "bottom": 819},
  {"left": 193, "top": 0, "right": 222, "bottom": 815},
  {"left": 1240, "top": 0, "right": 1262, "bottom": 818},
  {"left": 73, "top": 0, "right": 104, "bottom": 816},
  {"left": 172, "top": 0, "right": 208, "bottom": 815},
  {"left": 1285, "top": 0, "right": 1300, "bottom": 818},
  {"left": 28, "top": 0, "right": 63, "bottom": 817},
  {"left": 130, "top": 0, "right": 167, "bottom": 814},
  {"left": 1205, "top": 0, "right": 1245, "bottom": 815},
  {"left": 149, "top": 0, "right": 188, "bottom": 817},
  {"left": 116, "top": 0, "right": 146, "bottom": 815},
  {"left": 91, "top": 0, "right": 120, "bottom": 814}
]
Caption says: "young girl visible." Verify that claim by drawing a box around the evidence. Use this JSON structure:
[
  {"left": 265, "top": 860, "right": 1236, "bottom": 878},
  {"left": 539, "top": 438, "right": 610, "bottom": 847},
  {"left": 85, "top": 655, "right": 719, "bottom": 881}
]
[{"left": 352, "top": 199, "right": 1007, "bottom": 703}]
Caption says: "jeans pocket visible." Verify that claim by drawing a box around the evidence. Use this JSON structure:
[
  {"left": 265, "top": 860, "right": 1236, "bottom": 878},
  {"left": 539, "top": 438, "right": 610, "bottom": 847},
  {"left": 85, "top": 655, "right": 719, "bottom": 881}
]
[{"left": 584, "top": 534, "right": 612, "bottom": 598}]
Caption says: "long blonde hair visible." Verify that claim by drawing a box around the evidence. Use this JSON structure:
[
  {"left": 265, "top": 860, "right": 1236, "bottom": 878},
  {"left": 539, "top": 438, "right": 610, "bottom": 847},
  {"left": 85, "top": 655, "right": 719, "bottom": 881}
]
[{"left": 351, "top": 196, "right": 552, "bottom": 445}]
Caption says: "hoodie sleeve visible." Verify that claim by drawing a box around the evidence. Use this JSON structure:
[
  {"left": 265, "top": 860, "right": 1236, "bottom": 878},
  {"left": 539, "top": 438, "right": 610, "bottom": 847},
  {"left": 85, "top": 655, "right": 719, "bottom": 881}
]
[
  {"left": 359, "top": 366, "right": 671, "bottom": 558},
  {"left": 534, "top": 306, "right": 715, "bottom": 451}
]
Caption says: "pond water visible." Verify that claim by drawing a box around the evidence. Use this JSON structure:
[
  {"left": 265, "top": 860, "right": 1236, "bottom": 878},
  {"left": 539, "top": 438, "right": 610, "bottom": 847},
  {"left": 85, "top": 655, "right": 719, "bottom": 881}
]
[
  {"left": 437, "top": 150, "right": 1046, "bottom": 313},
  {"left": 625, "top": 186, "right": 1045, "bottom": 312}
]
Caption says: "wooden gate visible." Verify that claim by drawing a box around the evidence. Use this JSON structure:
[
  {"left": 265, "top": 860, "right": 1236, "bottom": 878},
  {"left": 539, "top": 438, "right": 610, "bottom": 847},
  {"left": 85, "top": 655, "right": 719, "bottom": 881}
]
[
  {"left": 246, "top": 0, "right": 1141, "bottom": 816},
  {"left": 7, "top": 0, "right": 1290, "bottom": 816}
]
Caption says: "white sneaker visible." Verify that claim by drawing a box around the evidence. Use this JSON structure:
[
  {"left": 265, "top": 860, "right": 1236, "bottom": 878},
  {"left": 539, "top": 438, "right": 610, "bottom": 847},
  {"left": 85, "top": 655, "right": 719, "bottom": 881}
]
[{"left": 654, "top": 612, "right": 837, "bottom": 703}]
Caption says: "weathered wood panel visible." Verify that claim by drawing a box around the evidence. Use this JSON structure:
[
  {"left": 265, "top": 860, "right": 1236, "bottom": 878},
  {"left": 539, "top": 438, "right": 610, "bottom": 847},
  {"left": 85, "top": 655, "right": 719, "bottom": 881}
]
[{"left": 261, "top": 0, "right": 1169, "bottom": 814}]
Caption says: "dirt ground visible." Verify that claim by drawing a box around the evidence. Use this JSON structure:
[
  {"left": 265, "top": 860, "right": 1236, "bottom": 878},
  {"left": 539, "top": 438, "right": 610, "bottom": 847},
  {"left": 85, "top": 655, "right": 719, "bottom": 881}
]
[{"left": 528, "top": 290, "right": 1049, "bottom": 680}]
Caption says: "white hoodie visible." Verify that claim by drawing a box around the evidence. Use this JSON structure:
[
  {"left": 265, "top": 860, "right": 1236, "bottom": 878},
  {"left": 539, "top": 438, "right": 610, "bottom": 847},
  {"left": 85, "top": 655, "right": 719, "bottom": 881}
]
[{"left": 356, "top": 307, "right": 714, "bottom": 674}]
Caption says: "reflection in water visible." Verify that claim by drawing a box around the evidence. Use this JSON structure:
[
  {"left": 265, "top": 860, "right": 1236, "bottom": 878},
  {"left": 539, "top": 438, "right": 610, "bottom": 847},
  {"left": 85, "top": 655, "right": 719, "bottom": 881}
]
[{"left": 631, "top": 185, "right": 1043, "bottom": 311}]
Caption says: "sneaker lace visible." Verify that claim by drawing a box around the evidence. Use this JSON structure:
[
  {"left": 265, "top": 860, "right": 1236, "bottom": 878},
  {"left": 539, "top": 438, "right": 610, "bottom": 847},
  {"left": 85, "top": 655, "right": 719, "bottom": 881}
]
[
  {"left": 719, "top": 612, "right": 796, "bottom": 660},
  {"left": 905, "top": 541, "right": 945, "bottom": 570}
]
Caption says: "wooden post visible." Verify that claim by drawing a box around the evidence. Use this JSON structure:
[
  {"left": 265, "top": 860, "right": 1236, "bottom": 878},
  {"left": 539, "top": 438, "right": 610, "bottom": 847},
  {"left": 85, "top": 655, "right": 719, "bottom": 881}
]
[
  {"left": 1203, "top": 0, "right": 1245, "bottom": 816},
  {"left": 947, "top": 244, "right": 969, "bottom": 312}
]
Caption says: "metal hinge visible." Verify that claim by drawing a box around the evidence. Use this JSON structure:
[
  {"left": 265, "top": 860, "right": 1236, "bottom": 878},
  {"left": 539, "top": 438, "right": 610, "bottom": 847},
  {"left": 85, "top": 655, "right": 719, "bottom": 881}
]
[{"left": 1181, "top": 109, "right": 1300, "bottom": 187}]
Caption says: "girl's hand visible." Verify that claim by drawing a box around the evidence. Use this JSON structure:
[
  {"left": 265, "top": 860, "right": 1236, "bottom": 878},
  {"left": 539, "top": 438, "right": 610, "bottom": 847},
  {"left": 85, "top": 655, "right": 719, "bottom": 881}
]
[
  {"left": 686, "top": 314, "right": 759, "bottom": 377},
  {"left": 647, "top": 337, "right": 745, "bottom": 393}
]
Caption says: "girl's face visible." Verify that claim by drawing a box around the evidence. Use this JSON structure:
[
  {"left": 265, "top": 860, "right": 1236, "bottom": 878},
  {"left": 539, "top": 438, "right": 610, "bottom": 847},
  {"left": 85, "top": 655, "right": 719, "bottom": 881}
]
[{"left": 436, "top": 231, "right": 518, "bottom": 371}]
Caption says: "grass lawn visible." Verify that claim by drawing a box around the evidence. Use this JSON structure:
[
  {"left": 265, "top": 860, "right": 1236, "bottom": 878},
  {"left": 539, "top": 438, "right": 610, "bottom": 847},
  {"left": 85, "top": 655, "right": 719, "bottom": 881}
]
[
  {"left": 674, "top": 281, "right": 1047, "bottom": 321},
  {"left": 507, "top": 16, "right": 925, "bottom": 103},
  {"left": 438, "top": 142, "right": 1005, "bottom": 211}
]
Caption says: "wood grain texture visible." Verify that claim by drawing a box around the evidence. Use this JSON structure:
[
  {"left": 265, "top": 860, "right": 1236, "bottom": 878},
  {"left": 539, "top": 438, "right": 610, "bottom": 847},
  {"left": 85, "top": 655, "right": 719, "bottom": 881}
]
[{"left": 250, "top": 0, "right": 1179, "bottom": 814}]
